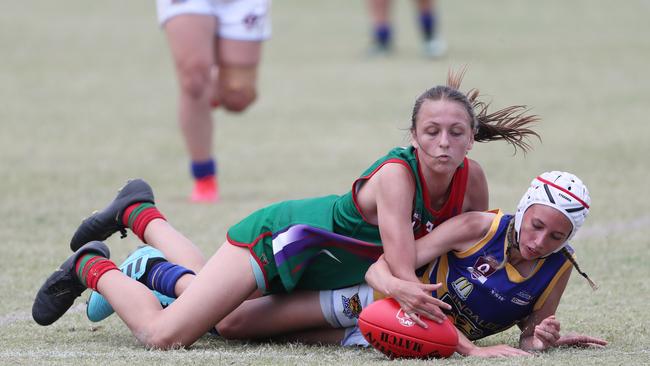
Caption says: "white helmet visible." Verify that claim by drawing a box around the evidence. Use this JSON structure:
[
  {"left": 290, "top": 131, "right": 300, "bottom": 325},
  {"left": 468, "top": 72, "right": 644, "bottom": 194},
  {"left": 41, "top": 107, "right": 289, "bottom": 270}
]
[{"left": 514, "top": 171, "right": 591, "bottom": 253}]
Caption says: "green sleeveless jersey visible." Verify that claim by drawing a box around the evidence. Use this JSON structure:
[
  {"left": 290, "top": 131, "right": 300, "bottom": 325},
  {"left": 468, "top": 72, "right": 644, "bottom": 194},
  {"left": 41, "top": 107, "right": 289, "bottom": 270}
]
[
  {"left": 227, "top": 146, "right": 469, "bottom": 293},
  {"left": 332, "top": 146, "right": 469, "bottom": 241}
]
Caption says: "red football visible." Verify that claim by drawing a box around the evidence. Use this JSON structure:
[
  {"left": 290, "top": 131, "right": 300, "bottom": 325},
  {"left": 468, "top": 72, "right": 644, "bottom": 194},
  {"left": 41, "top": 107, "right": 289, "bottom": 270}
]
[{"left": 358, "top": 298, "right": 458, "bottom": 359}]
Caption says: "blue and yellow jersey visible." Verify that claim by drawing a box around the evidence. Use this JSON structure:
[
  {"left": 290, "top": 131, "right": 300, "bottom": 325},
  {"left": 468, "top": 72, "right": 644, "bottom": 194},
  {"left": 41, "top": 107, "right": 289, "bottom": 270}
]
[{"left": 422, "top": 211, "right": 573, "bottom": 340}]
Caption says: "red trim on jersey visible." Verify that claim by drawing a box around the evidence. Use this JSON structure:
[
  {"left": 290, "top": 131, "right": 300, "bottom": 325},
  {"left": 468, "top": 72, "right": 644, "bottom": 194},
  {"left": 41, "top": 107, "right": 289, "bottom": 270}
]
[
  {"left": 415, "top": 149, "right": 470, "bottom": 225},
  {"left": 227, "top": 231, "right": 273, "bottom": 292},
  {"left": 350, "top": 158, "right": 413, "bottom": 224},
  {"left": 536, "top": 176, "right": 590, "bottom": 208}
]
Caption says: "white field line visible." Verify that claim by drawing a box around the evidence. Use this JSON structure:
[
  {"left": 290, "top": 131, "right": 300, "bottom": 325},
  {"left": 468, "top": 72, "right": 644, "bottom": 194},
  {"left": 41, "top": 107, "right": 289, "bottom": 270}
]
[{"left": 2, "top": 216, "right": 649, "bottom": 328}]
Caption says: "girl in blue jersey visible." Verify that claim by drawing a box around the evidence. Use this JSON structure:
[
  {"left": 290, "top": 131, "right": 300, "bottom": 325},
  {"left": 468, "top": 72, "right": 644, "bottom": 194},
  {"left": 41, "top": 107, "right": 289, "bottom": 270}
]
[{"left": 357, "top": 171, "right": 607, "bottom": 356}]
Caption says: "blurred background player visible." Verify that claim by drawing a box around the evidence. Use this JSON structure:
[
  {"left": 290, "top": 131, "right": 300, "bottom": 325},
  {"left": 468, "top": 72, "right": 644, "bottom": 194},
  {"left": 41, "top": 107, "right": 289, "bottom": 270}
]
[
  {"left": 157, "top": 0, "right": 271, "bottom": 203},
  {"left": 367, "top": 0, "right": 446, "bottom": 58}
]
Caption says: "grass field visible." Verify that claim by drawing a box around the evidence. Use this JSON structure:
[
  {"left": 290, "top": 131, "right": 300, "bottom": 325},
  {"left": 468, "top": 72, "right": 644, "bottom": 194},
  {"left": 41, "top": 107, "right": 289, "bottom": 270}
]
[{"left": 1, "top": 0, "right": 649, "bottom": 364}]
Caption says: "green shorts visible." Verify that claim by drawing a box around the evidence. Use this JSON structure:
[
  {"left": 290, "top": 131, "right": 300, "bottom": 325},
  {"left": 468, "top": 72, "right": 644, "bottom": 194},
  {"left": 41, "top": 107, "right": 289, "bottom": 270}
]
[{"left": 227, "top": 195, "right": 383, "bottom": 294}]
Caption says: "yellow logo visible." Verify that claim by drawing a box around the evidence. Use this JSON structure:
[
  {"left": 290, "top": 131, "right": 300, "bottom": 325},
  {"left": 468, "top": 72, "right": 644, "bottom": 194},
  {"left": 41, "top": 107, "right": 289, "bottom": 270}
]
[{"left": 451, "top": 277, "right": 474, "bottom": 300}]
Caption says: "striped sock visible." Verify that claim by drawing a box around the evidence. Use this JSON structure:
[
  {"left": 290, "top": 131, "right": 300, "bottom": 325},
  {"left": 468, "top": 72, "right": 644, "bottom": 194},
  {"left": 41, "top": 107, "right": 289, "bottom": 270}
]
[
  {"left": 75, "top": 254, "right": 118, "bottom": 291},
  {"left": 122, "top": 203, "right": 166, "bottom": 242},
  {"left": 145, "top": 261, "right": 195, "bottom": 298}
]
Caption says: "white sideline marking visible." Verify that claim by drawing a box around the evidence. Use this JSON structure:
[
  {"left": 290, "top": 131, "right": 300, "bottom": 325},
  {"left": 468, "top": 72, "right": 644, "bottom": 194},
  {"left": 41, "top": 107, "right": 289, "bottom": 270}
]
[
  {"left": 2, "top": 216, "right": 649, "bottom": 328},
  {"left": 0, "top": 303, "right": 84, "bottom": 327}
]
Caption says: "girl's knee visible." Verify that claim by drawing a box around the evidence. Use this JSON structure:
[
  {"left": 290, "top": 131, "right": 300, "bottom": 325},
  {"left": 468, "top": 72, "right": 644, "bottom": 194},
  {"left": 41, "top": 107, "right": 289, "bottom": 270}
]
[
  {"left": 178, "top": 62, "right": 212, "bottom": 100},
  {"left": 215, "top": 312, "right": 248, "bottom": 340},
  {"left": 133, "top": 321, "right": 193, "bottom": 349}
]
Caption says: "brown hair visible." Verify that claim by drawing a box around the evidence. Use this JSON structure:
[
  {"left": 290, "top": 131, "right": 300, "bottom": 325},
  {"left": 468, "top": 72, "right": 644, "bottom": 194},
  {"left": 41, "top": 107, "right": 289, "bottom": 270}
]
[
  {"left": 502, "top": 219, "right": 598, "bottom": 291},
  {"left": 410, "top": 68, "right": 540, "bottom": 153}
]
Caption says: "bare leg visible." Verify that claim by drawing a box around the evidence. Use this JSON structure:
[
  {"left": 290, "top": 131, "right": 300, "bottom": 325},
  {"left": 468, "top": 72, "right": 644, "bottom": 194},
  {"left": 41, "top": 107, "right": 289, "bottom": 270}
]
[
  {"left": 217, "top": 291, "right": 331, "bottom": 339},
  {"left": 273, "top": 328, "right": 346, "bottom": 345},
  {"left": 366, "top": 0, "right": 392, "bottom": 53},
  {"left": 212, "top": 38, "right": 261, "bottom": 112},
  {"left": 414, "top": 0, "right": 432, "bottom": 13},
  {"left": 97, "top": 243, "right": 256, "bottom": 348},
  {"left": 164, "top": 15, "right": 216, "bottom": 164},
  {"left": 143, "top": 218, "right": 206, "bottom": 273},
  {"left": 367, "top": 0, "right": 391, "bottom": 27},
  {"left": 140, "top": 219, "right": 333, "bottom": 342}
]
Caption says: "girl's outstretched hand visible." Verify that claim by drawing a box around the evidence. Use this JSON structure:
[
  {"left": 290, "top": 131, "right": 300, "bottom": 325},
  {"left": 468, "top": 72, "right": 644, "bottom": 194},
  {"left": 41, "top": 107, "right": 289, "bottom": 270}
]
[
  {"left": 391, "top": 280, "right": 451, "bottom": 327},
  {"left": 532, "top": 315, "right": 607, "bottom": 350}
]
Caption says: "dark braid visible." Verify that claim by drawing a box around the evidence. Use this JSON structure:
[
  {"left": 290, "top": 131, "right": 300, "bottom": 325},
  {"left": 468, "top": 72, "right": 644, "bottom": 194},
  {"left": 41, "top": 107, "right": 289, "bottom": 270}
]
[
  {"left": 560, "top": 247, "right": 599, "bottom": 291},
  {"left": 410, "top": 67, "right": 541, "bottom": 154},
  {"left": 495, "top": 219, "right": 518, "bottom": 271}
]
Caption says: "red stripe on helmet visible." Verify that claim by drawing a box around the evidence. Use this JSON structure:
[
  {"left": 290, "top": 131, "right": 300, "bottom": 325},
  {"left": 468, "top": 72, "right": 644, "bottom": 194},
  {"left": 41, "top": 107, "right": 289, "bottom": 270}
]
[{"left": 536, "top": 176, "right": 590, "bottom": 209}]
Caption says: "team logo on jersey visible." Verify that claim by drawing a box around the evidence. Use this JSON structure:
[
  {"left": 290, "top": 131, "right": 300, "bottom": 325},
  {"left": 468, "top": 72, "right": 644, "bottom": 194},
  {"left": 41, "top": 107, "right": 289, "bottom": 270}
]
[
  {"left": 395, "top": 308, "right": 415, "bottom": 327},
  {"left": 451, "top": 277, "right": 474, "bottom": 300},
  {"left": 467, "top": 256, "right": 499, "bottom": 284},
  {"left": 510, "top": 297, "right": 529, "bottom": 306},
  {"left": 258, "top": 253, "right": 269, "bottom": 266},
  {"left": 425, "top": 220, "right": 435, "bottom": 233},
  {"left": 511, "top": 291, "right": 532, "bottom": 306},
  {"left": 489, "top": 288, "right": 505, "bottom": 302},
  {"left": 516, "top": 291, "right": 532, "bottom": 300},
  {"left": 411, "top": 212, "right": 422, "bottom": 231},
  {"left": 341, "top": 293, "right": 362, "bottom": 319},
  {"left": 412, "top": 212, "right": 436, "bottom": 235}
]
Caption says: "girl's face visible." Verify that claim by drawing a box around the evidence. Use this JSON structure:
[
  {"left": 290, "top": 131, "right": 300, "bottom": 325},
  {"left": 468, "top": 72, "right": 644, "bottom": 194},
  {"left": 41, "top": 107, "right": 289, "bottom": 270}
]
[
  {"left": 518, "top": 204, "right": 573, "bottom": 259},
  {"left": 411, "top": 99, "right": 474, "bottom": 174}
]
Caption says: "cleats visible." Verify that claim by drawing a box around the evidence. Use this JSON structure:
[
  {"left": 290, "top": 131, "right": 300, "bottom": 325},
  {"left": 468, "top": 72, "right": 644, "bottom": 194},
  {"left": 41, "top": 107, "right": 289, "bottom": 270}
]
[
  {"left": 86, "top": 245, "right": 174, "bottom": 322},
  {"left": 366, "top": 43, "right": 392, "bottom": 58},
  {"left": 32, "top": 241, "right": 110, "bottom": 326},
  {"left": 70, "top": 179, "right": 154, "bottom": 251},
  {"left": 190, "top": 176, "right": 219, "bottom": 203},
  {"left": 423, "top": 37, "right": 447, "bottom": 58}
]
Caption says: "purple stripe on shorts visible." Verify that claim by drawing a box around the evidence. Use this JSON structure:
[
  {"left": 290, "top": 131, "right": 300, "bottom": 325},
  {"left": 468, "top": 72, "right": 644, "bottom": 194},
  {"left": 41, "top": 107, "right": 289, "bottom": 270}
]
[{"left": 273, "top": 225, "right": 382, "bottom": 266}]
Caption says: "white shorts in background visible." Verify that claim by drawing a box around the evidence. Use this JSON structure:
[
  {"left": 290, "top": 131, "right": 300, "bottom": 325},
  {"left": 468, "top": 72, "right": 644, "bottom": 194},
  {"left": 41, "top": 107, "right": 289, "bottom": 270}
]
[{"left": 156, "top": 0, "right": 272, "bottom": 41}]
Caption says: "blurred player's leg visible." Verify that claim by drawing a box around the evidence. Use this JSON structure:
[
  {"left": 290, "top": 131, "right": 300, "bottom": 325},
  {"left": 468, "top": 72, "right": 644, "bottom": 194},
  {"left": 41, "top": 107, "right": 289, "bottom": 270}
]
[
  {"left": 415, "top": 0, "right": 446, "bottom": 58},
  {"left": 164, "top": 15, "right": 219, "bottom": 203},
  {"left": 212, "top": 38, "right": 262, "bottom": 113},
  {"left": 367, "top": 0, "right": 393, "bottom": 55}
]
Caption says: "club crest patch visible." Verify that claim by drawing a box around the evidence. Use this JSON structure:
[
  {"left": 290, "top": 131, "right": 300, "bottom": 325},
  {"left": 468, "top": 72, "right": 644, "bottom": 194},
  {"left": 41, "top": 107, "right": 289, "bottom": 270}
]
[
  {"left": 341, "top": 293, "right": 362, "bottom": 319},
  {"left": 467, "top": 256, "right": 499, "bottom": 284}
]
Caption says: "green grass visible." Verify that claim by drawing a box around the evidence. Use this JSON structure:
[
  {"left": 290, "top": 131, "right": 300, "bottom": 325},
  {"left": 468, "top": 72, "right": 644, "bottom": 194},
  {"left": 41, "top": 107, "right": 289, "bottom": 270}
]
[{"left": 1, "top": 0, "right": 649, "bottom": 364}]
